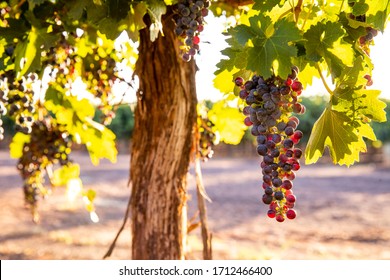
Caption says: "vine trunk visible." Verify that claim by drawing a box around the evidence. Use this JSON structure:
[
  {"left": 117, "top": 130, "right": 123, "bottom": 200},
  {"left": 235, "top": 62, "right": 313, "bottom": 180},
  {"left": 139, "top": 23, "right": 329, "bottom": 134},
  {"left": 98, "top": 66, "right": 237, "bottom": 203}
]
[{"left": 130, "top": 9, "right": 197, "bottom": 259}]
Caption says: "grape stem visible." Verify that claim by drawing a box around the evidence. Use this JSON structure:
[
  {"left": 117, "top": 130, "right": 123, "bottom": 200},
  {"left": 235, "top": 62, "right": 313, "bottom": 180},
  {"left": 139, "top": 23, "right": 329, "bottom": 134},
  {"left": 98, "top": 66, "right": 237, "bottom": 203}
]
[
  {"left": 16, "top": 0, "right": 26, "bottom": 10},
  {"left": 315, "top": 63, "right": 333, "bottom": 95},
  {"left": 278, "top": 0, "right": 303, "bottom": 23},
  {"left": 339, "top": 0, "right": 345, "bottom": 14}
]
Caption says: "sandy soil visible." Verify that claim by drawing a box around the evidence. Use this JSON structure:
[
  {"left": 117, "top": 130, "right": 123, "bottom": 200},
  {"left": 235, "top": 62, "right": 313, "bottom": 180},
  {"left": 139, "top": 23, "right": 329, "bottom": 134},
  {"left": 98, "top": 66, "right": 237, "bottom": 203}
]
[{"left": 1, "top": 150, "right": 390, "bottom": 260}]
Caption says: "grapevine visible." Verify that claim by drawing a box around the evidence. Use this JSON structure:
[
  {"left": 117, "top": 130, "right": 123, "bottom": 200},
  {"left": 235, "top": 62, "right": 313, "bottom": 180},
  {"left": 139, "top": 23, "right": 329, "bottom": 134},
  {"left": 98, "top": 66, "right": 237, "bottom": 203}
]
[
  {"left": 173, "top": 0, "right": 210, "bottom": 61},
  {"left": 235, "top": 67, "right": 305, "bottom": 222}
]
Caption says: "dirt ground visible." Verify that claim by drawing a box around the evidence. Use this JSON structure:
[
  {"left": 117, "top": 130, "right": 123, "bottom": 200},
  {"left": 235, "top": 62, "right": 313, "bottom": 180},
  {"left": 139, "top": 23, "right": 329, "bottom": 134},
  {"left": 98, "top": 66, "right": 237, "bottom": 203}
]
[{"left": 1, "top": 150, "right": 390, "bottom": 260}]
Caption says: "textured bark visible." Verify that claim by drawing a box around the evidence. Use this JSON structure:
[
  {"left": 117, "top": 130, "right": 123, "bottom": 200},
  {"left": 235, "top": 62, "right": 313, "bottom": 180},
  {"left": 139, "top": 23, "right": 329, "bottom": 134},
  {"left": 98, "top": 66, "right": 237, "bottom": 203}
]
[{"left": 130, "top": 10, "right": 197, "bottom": 260}]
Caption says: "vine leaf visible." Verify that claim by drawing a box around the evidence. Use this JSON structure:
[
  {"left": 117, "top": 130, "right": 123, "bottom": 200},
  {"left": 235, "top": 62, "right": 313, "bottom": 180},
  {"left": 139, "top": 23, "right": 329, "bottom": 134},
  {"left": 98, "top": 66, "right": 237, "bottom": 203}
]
[
  {"left": 9, "top": 132, "right": 31, "bottom": 159},
  {"left": 215, "top": 29, "right": 249, "bottom": 74},
  {"left": 243, "top": 15, "right": 300, "bottom": 78},
  {"left": 304, "top": 21, "right": 354, "bottom": 79},
  {"left": 208, "top": 101, "right": 246, "bottom": 145},
  {"left": 333, "top": 56, "right": 386, "bottom": 123},
  {"left": 51, "top": 163, "right": 81, "bottom": 187},
  {"left": 305, "top": 107, "right": 359, "bottom": 166},
  {"left": 306, "top": 56, "right": 386, "bottom": 166},
  {"left": 365, "top": 0, "right": 390, "bottom": 31},
  {"left": 14, "top": 27, "right": 59, "bottom": 77},
  {"left": 124, "top": 2, "right": 148, "bottom": 42},
  {"left": 213, "top": 67, "right": 251, "bottom": 96},
  {"left": 28, "top": 0, "right": 48, "bottom": 10},
  {"left": 45, "top": 86, "right": 118, "bottom": 165}
]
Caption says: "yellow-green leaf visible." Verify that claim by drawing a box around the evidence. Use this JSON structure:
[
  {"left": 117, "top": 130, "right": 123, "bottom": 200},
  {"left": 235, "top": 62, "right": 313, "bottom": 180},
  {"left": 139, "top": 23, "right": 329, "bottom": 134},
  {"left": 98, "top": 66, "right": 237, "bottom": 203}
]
[
  {"left": 51, "top": 163, "right": 81, "bottom": 187},
  {"left": 304, "top": 21, "right": 354, "bottom": 79},
  {"left": 305, "top": 106, "right": 358, "bottom": 166},
  {"left": 208, "top": 100, "right": 246, "bottom": 145},
  {"left": 9, "top": 132, "right": 31, "bottom": 159}
]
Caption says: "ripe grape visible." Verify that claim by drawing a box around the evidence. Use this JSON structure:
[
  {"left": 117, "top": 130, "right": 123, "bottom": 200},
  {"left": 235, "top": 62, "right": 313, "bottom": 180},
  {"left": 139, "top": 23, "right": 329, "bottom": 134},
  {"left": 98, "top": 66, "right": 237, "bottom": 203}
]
[
  {"left": 286, "top": 209, "right": 297, "bottom": 219},
  {"left": 234, "top": 66, "right": 305, "bottom": 222}
]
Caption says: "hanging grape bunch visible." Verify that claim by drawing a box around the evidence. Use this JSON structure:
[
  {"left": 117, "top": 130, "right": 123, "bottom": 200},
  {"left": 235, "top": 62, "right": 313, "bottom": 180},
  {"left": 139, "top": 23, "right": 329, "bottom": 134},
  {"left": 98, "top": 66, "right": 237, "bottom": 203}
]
[
  {"left": 17, "top": 119, "right": 72, "bottom": 221},
  {"left": 0, "top": 70, "right": 36, "bottom": 135},
  {"left": 173, "top": 0, "right": 210, "bottom": 61},
  {"left": 198, "top": 114, "right": 219, "bottom": 161},
  {"left": 235, "top": 67, "right": 305, "bottom": 222}
]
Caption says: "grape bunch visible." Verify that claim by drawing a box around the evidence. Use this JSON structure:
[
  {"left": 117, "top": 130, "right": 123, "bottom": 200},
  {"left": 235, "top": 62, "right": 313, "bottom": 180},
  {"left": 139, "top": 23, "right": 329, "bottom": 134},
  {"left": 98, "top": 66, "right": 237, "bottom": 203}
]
[
  {"left": 82, "top": 50, "right": 119, "bottom": 125},
  {"left": 173, "top": 0, "right": 210, "bottom": 61},
  {"left": 198, "top": 114, "right": 219, "bottom": 161},
  {"left": 359, "top": 27, "right": 378, "bottom": 46},
  {"left": 235, "top": 67, "right": 305, "bottom": 222},
  {"left": 43, "top": 34, "right": 120, "bottom": 125},
  {"left": 347, "top": 3, "right": 379, "bottom": 51},
  {"left": 17, "top": 119, "right": 72, "bottom": 219},
  {"left": 0, "top": 71, "right": 36, "bottom": 135}
]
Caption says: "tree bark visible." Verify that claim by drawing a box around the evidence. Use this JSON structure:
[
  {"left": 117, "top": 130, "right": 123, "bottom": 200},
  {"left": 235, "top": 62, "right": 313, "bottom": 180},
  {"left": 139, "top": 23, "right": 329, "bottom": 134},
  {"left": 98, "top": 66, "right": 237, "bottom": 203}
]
[{"left": 130, "top": 10, "right": 197, "bottom": 260}]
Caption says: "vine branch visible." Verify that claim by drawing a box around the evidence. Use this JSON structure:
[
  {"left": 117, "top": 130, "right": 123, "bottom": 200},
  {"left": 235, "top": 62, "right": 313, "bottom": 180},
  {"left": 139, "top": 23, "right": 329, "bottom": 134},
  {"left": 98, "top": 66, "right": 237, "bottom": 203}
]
[
  {"left": 278, "top": 0, "right": 303, "bottom": 22},
  {"left": 301, "top": 0, "right": 314, "bottom": 30}
]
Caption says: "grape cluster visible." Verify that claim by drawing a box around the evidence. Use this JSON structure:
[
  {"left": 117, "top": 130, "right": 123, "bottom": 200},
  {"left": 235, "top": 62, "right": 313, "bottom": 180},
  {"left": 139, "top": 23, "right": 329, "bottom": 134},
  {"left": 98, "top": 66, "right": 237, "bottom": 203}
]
[
  {"left": 17, "top": 119, "right": 71, "bottom": 218},
  {"left": 43, "top": 34, "right": 120, "bottom": 125},
  {"left": 359, "top": 27, "right": 378, "bottom": 45},
  {"left": 0, "top": 71, "right": 36, "bottom": 135},
  {"left": 347, "top": 3, "right": 379, "bottom": 49},
  {"left": 198, "top": 114, "right": 219, "bottom": 161},
  {"left": 42, "top": 36, "right": 77, "bottom": 85},
  {"left": 173, "top": 0, "right": 210, "bottom": 61},
  {"left": 82, "top": 51, "right": 119, "bottom": 125},
  {"left": 235, "top": 67, "right": 305, "bottom": 222}
]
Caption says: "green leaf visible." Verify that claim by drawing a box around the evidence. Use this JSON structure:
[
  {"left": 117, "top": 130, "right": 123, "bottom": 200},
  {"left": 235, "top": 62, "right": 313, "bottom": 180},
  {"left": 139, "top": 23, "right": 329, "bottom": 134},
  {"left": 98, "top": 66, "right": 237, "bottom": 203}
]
[
  {"left": 66, "top": 0, "right": 89, "bottom": 20},
  {"left": 305, "top": 106, "right": 359, "bottom": 166},
  {"left": 304, "top": 21, "right": 354, "bottom": 79},
  {"left": 339, "top": 12, "right": 368, "bottom": 43},
  {"left": 51, "top": 163, "right": 81, "bottom": 187},
  {"left": 208, "top": 100, "right": 247, "bottom": 145},
  {"left": 28, "top": 0, "right": 49, "bottom": 10},
  {"left": 147, "top": 0, "right": 166, "bottom": 42},
  {"left": 14, "top": 26, "right": 59, "bottom": 77},
  {"left": 307, "top": 54, "right": 387, "bottom": 166},
  {"left": 253, "top": 0, "right": 287, "bottom": 12},
  {"left": 0, "top": 19, "right": 29, "bottom": 42},
  {"left": 120, "top": 2, "right": 147, "bottom": 42},
  {"left": 333, "top": 56, "right": 386, "bottom": 122},
  {"left": 234, "top": 25, "right": 256, "bottom": 46},
  {"left": 245, "top": 15, "right": 300, "bottom": 78},
  {"left": 108, "top": 0, "right": 131, "bottom": 20},
  {"left": 9, "top": 132, "right": 31, "bottom": 159},
  {"left": 365, "top": 0, "right": 390, "bottom": 31},
  {"left": 351, "top": 0, "right": 369, "bottom": 15},
  {"left": 215, "top": 30, "right": 249, "bottom": 75}
]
